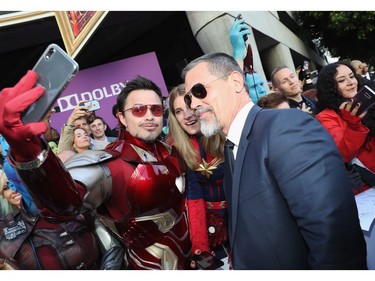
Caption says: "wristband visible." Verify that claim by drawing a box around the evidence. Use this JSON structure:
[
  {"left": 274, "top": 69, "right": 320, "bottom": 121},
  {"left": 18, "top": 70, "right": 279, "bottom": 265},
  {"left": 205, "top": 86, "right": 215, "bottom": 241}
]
[{"left": 10, "top": 149, "right": 48, "bottom": 170}]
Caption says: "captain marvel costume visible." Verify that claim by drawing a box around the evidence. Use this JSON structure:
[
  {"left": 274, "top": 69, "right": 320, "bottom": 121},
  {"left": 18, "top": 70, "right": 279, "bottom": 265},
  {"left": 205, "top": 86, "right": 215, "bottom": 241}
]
[
  {"left": 0, "top": 71, "right": 191, "bottom": 270},
  {"left": 186, "top": 136, "right": 228, "bottom": 259}
]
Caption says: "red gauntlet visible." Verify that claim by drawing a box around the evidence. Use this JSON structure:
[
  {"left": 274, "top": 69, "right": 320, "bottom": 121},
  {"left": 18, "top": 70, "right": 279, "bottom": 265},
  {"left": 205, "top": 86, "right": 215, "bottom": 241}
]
[
  {"left": 187, "top": 199, "right": 210, "bottom": 254},
  {"left": 0, "top": 70, "right": 47, "bottom": 162},
  {"left": 206, "top": 211, "right": 228, "bottom": 248}
]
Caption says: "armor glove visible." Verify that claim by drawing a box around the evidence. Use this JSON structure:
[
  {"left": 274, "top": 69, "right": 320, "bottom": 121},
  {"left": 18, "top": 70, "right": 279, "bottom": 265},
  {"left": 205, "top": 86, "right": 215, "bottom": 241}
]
[
  {"left": 207, "top": 211, "right": 228, "bottom": 248},
  {"left": 0, "top": 70, "right": 47, "bottom": 162},
  {"left": 229, "top": 18, "right": 250, "bottom": 60}
]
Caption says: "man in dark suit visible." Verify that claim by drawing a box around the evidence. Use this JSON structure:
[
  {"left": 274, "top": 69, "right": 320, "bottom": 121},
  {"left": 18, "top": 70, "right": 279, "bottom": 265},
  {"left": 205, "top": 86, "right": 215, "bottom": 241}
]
[{"left": 182, "top": 52, "right": 367, "bottom": 269}]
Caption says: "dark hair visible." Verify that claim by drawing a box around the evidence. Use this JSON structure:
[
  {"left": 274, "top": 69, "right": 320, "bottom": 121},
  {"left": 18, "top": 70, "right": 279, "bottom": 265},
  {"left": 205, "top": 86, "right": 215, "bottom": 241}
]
[
  {"left": 317, "top": 61, "right": 375, "bottom": 137},
  {"left": 316, "top": 61, "right": 357, "bottom": 113},
  {"left": 112, "top": 103, "right": 119, "bottom": 118},
  {"left": 117, "top": 75, "right": 163, "bottom": 113},
  {"left": 87, "top": 115, "right": 106, "bottom": 126},
  {"left": 257, "top": 92, "right": 288, "bottom": 109}
]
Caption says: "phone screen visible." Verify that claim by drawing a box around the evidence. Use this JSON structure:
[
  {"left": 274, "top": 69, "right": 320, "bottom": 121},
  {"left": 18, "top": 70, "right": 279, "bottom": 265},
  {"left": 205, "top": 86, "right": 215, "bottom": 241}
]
[{"left": 191, "top": 252, "right": 224, "bottom": 270}]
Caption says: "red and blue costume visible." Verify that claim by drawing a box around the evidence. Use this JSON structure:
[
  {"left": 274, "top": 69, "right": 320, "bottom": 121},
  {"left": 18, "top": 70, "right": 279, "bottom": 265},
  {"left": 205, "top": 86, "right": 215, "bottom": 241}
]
[{"left": 186, "top": 136, "right": 228, "bottom": 259}]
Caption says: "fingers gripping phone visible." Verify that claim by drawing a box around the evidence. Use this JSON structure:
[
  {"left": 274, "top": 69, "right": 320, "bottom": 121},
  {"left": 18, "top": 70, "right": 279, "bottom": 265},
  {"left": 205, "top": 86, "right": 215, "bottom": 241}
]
[
  {"left": 191, "top": 252, "right": 224, "bottom": 270},
  {"left": 79, "top": 100, "right": 101, "bottom": 112},
  {"left": 21, "top": 43, "right": 79, "bottom": 124}
]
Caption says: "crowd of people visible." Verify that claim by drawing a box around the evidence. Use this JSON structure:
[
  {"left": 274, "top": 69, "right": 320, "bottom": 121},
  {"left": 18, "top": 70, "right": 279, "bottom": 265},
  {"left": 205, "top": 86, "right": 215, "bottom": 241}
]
[{"left": 0, "top": 16, "right": 374, "bottom": 271}]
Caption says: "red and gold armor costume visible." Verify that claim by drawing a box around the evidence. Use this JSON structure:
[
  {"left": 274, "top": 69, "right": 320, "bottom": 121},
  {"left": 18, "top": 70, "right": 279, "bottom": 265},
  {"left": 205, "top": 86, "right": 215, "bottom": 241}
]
[
  {"left": 0, "top": 71, "right": 191, "bottom": 269},
  {"left": 8, "top": 130, "right": 191, "bottom": 270},
  {"left": 96, "top": 130, "right": 192, "bottom": 269}
]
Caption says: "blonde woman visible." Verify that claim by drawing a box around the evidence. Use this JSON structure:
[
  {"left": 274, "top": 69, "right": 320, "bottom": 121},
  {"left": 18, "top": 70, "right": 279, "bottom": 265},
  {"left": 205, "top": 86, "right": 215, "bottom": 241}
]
[
  {"left": 0, "top": 172, "right": 19, "bottom": 215},
  {"left": 166, "top": 84, "right": 229, "bottom": 265},
  {"left": 58, "top": 127, "right": 91, "bottom": 163}
]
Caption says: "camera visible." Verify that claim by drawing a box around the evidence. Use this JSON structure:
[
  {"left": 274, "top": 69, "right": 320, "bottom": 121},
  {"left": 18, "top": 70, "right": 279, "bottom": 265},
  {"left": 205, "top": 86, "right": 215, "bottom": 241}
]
[{"left": 79, "top": 100, "right": 101, "bottom": 112}]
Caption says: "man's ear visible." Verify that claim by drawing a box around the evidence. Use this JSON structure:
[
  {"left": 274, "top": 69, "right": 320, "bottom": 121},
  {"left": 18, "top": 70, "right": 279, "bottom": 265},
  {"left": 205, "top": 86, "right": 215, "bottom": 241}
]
[
  {"left": 230, "top": 71, "right": 245, "bottom": 93},
  {"left": 118, "top": 113, "right": 127, "bottom": 128}
]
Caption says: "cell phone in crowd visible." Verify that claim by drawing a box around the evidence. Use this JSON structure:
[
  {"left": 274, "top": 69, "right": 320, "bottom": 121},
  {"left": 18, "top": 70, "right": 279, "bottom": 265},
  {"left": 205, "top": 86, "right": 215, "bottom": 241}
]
[
  {"left": 79, "top": 100, "right": 101, "bottom": 112},
  {"left": 352, "top": 85, "right": 375, "bottom": 116},
  {"left": 191, "top": 252, "right": 224, "bottom": 270},
  {"left": 236, "top": 14, "right": 248, "bottom": 42},
  {"left": 21, "top": 43, "right": 79, "bottom": 124}
]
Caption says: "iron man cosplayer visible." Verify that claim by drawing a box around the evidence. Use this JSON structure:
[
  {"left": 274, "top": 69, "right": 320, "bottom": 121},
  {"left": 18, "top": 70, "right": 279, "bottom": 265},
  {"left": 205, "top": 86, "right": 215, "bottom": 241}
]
[{"left": 0, "top": 71, "right": 191, "bottom": 270}]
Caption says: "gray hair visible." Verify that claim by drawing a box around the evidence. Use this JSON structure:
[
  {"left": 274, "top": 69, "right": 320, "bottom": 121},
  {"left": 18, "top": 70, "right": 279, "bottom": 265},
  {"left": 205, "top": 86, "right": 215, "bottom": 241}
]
[{"left": 181, "top": 52, "right": 244, "bottom": 81}]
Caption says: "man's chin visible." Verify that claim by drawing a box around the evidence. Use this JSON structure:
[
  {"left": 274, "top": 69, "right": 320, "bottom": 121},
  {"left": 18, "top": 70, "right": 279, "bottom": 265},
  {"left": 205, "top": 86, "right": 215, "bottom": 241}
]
[{"left": 200, "top": 123, "right": 220, "bottom": 137}]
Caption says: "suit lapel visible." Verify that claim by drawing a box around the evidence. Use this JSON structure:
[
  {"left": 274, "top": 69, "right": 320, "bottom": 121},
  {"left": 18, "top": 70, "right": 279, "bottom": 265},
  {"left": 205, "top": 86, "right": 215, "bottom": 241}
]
[{"left": 229, "top": 105, "right": 262, "bottom": 248}]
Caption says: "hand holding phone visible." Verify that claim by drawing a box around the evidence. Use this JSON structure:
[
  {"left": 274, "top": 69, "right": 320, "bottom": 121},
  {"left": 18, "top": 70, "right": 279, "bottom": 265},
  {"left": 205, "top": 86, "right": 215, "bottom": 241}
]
[
  {"left": 351, "top": 85, "right": 375, "bottom": 116},
  {"left": 79, "top": 100, "right": 101, "bottom": 112},
  {"left": 236, "top": 14, "right": 248, "bottom": 42},
  {"left": 191, "top": 252, "right": 224, "bottom": 270},
  {"left": 21, "top": 44, "right": 79, "bottom": 124}
]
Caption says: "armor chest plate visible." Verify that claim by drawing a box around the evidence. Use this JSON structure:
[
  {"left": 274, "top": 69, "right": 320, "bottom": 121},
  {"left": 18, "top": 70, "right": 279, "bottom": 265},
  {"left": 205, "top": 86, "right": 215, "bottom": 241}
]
[{"left": 127, "top": 162, "right": 185, "bottom": 215}]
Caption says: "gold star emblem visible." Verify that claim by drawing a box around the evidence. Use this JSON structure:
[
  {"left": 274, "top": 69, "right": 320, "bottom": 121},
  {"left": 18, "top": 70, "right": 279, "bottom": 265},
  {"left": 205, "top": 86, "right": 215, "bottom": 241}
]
[{"left": 196, "top": 158, "right": 219, "bottom": 178}]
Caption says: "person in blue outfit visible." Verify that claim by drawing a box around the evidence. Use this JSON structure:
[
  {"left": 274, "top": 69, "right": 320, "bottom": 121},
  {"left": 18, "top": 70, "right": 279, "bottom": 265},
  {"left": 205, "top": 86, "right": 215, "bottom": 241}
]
[
  {"left": 229, "top": 15, "right": 267, "bottom": 103},
  {"left": 0, "top": 135, "right": 38, "bottom": 215},
  {"left": 182, "top": 52, "right": 367, "bottom": 269}
]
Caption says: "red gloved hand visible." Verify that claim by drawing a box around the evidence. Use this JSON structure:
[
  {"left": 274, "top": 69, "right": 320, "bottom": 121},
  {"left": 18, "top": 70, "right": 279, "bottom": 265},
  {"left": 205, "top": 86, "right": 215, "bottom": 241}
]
[{"left": 0, "top": 70, "right": 47, "bottom": 162}]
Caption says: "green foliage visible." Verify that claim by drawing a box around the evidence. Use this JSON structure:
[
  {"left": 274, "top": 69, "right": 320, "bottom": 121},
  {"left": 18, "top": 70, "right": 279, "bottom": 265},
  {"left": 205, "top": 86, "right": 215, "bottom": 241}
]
[{"left": 295, "top": 11, "right": 375, "bottom": 66}]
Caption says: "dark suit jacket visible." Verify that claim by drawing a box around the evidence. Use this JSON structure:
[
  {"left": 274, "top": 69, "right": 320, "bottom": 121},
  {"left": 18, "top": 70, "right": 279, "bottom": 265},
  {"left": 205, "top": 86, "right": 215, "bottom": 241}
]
[{"left": 227, "top": 105, "right": 367, "bottom": 269}]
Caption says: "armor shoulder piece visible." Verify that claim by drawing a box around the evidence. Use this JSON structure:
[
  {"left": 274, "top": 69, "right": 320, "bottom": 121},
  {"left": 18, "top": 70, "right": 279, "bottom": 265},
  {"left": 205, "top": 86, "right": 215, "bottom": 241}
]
[
  {"left": 64, "top": 150, "right": 117, "bottom": 169},
  {"left": 64, "top": 150, "right": 115, "bottom": 211}
]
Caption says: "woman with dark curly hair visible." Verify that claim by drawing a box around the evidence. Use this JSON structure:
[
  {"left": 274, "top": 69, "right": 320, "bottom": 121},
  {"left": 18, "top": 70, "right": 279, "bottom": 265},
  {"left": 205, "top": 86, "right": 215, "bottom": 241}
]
[{"left": 316, "top": 61, "right": 375, "bottom": 194}]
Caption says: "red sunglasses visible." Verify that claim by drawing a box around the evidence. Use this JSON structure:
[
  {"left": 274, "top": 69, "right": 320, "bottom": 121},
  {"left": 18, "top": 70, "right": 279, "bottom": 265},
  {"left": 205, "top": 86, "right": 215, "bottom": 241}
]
[{"left": 123, "top": 104, "right": 164, "bottom": 118}]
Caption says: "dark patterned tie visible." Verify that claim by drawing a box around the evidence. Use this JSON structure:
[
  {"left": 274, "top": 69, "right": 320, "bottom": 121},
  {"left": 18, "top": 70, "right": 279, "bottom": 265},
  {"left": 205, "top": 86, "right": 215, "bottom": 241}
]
[{"left": 224, "top": 139, "right": 235, "bottom": 198}]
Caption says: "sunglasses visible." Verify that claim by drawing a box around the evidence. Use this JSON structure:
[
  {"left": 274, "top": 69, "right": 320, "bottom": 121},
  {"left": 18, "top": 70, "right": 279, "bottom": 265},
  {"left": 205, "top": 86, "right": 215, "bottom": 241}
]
[
  {"left": 123, "top": 104, "right": 164, "bottom": 118},
  {"left": 184, "top": 75, "right": 228, "bottom": 107}
]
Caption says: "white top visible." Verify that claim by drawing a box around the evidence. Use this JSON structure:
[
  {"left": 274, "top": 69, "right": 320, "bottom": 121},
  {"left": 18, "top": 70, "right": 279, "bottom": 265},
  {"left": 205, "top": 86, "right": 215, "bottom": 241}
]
[{"left": 226, "top": 101, "right": 254, "bottom": 159}]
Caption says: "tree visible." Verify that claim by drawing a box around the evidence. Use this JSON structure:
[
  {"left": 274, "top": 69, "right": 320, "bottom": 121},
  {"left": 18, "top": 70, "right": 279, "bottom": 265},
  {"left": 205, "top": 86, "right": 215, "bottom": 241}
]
[{"left": 295, "top": 12, "right": 375, "bottom": 66}]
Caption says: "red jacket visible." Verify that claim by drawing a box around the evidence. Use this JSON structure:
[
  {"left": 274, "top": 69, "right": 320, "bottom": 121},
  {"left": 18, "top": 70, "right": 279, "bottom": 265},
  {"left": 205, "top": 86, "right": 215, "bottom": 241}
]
[{"left": 317, "top": 109, "right": 375, "bottom": 193}]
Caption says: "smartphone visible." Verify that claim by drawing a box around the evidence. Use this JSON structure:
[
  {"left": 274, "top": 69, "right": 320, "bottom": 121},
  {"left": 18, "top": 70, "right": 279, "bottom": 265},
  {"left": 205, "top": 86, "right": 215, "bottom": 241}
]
[
  {"left": 21, "top": 43, "right": 79, "bottom": 124},
  {"left": 79, "top": 100, "right": 101, "bottom": 112},
  {"left": 352, "top": 85, "right": 375, "bottom": 115},
  {"left": 191, "top": 252, "right": 224, "bottom": 270},
  {"left": 236, "top": 14, "right": 248, "bottom": 42}
]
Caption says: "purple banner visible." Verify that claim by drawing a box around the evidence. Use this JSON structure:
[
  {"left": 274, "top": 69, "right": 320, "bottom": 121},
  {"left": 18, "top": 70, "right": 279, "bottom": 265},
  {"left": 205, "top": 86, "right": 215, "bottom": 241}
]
[{"left": 49, "top": 52, "right": 168, "bottom": 132}]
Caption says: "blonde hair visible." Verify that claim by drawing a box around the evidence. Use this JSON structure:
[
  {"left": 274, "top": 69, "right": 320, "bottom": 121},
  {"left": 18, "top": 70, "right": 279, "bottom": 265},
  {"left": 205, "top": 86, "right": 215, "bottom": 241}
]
[
  {"left": 166, "top": 85, "right": 225, "bottom": 170},
  {"left": 0, "top": 171, "right": 6, "bottom": 196},
  {"left": 0, "top": 171, "right": 17, "bottom": 216}
]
